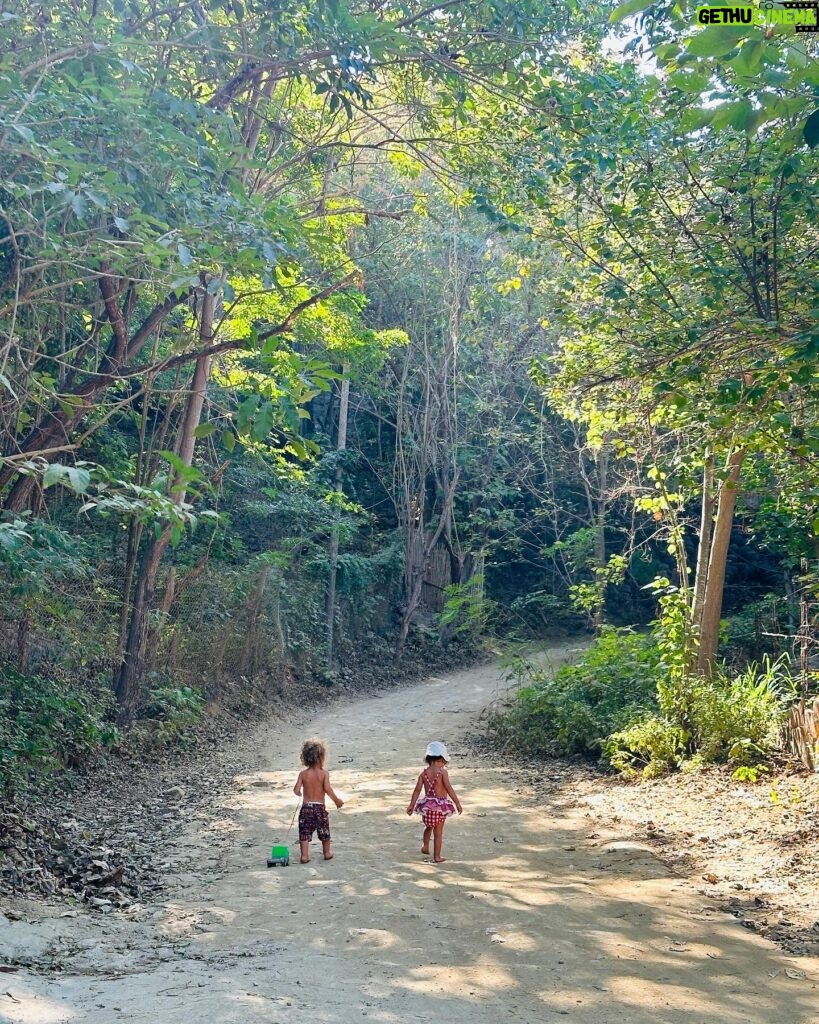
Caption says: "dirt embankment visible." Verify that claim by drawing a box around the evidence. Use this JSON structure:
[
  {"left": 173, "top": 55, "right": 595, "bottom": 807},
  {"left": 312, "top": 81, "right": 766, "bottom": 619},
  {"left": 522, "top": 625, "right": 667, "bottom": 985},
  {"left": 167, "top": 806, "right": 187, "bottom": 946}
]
[{"left": 569, "top": 765, "right": 819, "bottom": 957}]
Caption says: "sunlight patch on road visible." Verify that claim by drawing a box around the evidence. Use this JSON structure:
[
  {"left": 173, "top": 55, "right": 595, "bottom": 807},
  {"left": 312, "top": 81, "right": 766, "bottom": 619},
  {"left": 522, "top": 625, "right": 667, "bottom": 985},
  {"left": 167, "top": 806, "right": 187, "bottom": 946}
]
[
  {"left": 395, "top": 959, "right": 518, "bottom": 999},
  {"left": 0, "top": 986, "right": 75, "bottom": 1024}
]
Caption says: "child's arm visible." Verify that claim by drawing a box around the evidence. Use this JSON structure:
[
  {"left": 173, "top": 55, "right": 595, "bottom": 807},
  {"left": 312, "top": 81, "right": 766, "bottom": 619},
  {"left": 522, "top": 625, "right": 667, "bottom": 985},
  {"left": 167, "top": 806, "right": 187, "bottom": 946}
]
[
  {"left": 323, "top": 770, "right": 344, "bottom": 809},
  {"left": 441, "top": 769, "right": 462, "bottom": 813},
  {"left": 293, "top": 769, "right": 304, "bottom": 797},
  {"left": 406, "top": 773, "right": 424, "bottom": 815}
]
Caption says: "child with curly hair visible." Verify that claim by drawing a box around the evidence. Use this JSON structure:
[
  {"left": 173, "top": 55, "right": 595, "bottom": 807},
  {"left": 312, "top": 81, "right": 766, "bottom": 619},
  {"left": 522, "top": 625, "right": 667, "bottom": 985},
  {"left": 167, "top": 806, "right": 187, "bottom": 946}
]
[{"left": 294, "top": 738, "right": 344, "bottom": 863}]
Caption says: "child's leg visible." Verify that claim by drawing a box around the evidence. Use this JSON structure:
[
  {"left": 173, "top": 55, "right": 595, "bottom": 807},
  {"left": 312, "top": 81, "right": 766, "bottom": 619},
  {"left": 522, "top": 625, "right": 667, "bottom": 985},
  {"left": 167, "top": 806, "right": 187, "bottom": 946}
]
[
  {"left": 300, "top": 840, "right": 310, "bottom": 863},
  {"left": 321, "top": 839, "right": 334, "bottom": 861},
  {"left": 432, "top": 821, "right": 446, "bottom": 863},
  {"left": 421, "top": 826, "right": 432, "bottom": 854}
]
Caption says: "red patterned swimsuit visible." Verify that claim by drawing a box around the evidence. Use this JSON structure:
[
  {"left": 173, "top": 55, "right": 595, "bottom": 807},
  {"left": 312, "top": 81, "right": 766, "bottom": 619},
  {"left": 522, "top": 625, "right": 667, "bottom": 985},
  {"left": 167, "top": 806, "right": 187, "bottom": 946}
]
[{"left": 415, "top": 768, "right": 456, "bottom": 828}]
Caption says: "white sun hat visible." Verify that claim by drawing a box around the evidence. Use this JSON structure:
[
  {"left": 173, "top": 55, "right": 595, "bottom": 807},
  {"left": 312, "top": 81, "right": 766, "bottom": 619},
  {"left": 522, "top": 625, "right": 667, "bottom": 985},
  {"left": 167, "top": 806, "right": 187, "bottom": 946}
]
[{"left": 425, "top": 741, "right": 449, "bottom": 761}]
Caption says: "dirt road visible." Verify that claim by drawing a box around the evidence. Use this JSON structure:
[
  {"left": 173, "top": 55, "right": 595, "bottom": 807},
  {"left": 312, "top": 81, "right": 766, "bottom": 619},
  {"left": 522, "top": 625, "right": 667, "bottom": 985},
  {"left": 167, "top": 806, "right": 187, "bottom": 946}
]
[{"left": 3, "top": 649, "right": 817, "bottom": 1023}]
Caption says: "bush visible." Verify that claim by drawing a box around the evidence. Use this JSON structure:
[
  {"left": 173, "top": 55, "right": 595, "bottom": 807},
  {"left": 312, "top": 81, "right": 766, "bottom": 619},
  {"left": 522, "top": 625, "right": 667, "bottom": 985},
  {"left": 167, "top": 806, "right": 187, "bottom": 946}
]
[
  {"left": 132, "top": 682, "right": 206, "bottom": 749},
  {"left": 486, "top": 621, "right": 795, "bottom": 778},
  {"left": 688, "top": 655, "right": 793, "bottom": 764},
  {"left": 487, "top": 628, "right": 662, "bottom": 758},
  {"left": 0, "top": 666, "right": 117, "bottom": 797},
  {"left": 604, "top": 716, "right": 686, "bottom": 778},
  {"left": 721, "top": 595, "right": 794, "bottom": 668},
  {"left": 604, "top": 655, "right": 794, "bottom": 777}
]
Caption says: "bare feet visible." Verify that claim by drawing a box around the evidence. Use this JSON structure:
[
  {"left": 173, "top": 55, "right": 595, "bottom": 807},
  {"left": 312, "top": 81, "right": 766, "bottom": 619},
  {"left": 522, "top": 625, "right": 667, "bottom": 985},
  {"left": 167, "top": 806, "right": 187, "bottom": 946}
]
[
  {"left": 421, "top": 846, "right": 430, "bottom": 855},
  {"left": 433, "top": 857, "right": 447, "bottom": 863},
  {"left": 323, "top": 852, "right": 334, "bottom": 861},
  {"left": 300, "top": 857, "right": 310, "bottom": 864}
]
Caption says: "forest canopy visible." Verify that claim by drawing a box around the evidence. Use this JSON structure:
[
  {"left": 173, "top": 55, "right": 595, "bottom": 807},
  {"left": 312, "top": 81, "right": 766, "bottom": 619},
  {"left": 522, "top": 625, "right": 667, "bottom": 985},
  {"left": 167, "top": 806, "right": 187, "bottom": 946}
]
[{"left": 0, "top": 0, "right": 817, "bottom": 791}]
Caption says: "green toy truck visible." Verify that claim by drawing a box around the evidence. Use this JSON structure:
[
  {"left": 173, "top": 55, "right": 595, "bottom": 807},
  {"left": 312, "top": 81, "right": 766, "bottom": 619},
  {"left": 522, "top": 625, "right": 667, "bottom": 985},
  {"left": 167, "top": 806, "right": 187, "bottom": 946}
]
[{"left": 266, "top": 844, "right": 290, "bottom": 867}]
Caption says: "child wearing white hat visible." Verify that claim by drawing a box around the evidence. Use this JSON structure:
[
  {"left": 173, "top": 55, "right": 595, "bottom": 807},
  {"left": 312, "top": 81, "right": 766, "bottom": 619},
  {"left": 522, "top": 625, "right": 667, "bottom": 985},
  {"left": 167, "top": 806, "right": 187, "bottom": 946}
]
[{"left": 406, "top": 741, "right": 462, "bottom": 863}]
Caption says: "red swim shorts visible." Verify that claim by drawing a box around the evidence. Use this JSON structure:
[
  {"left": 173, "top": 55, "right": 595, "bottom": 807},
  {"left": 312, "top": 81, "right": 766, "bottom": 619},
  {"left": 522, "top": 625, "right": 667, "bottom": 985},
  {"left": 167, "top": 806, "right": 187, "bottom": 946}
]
[{"left": 299, "top": 803, "right": 331, "bottom": 842}]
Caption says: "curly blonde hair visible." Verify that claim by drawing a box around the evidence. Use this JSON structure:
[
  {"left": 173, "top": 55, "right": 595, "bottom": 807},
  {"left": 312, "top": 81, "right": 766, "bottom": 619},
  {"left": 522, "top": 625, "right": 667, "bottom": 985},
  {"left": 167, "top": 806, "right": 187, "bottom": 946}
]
[{"left": 300, "top": 738, "right": 327, "bottom": 768}]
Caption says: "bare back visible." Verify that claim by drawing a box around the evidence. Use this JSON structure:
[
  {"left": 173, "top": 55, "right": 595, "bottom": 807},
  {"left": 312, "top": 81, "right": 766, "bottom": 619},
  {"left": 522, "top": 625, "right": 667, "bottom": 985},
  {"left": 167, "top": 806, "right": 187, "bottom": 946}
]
[
  {"left": 422, "top": 766, "right": 449, "bottom": 798},
  {"left": 298, "top": 765, "right": 330, "bottom": 804}
]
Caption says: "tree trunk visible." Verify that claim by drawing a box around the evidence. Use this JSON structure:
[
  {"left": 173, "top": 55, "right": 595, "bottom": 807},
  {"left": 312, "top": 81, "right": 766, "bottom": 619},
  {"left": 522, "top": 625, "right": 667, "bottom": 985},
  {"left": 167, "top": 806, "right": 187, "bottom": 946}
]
[
  {"left": 114, "top": 533, "right": 167, "bottom": 725},
  {"left": 397, "top": 467, "right": 460, "bottom": 657},
  {"left": 696, "top": 448, "right": 745, "bottom": 677},
  {"left": 691, "top": 452, "right": 715, "bottom": 629},
  {"left": 438, "top": 547, "right": 475, "bottom": 648},
  {"left": 118, "top": 519, "right": 143, "bottom": 659},
  {"left": 325, "top": 368, "right": 350, "bottom": 672},
  {"left": 690, "top": 450, "right": 715, "bottom": 664},
  {"left": 146, "top": 565, "right": 176, "bottom": 670},
  {"left": 243, "top": 564, "right": 271, "bottom": 676},
  {"left": 112, "top": 285, "right": 216, "bottom": 724},
  {"left": 593, "top": 445, "right": 608, "bottom": 630}
]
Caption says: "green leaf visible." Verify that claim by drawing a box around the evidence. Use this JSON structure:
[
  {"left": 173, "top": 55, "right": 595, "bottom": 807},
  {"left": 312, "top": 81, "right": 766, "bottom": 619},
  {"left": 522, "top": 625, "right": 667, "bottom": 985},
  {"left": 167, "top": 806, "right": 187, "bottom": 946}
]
[
  {"left": 236, "top": 394, "right": 259, "bottom": 433},
  {"left": 669, "top": 71, "right": 711, "bottom": 94},
  {"left": 786, "top": 41, "right": 808, "bottom": 69},
  {"left": 609, "top": 0, "right": 654, "bottom": 24},
  {"left": 804, "top": 109, "right": 819, "bottom": 148},
  {"left": 221, "top": 429, "right": 236, "bottom": 453},
  {"left": 731, "top": 39, "right": 763, "bottom": 76},
  {"left": 66, "top": 467, "right": 91, "bottom": 493},
  {"left": 42, "top": 464, "right": 91, "bottom": 493},
  {"left": 42, "top": 464, "right": 66, "bottom": 489},
  {"left": 680, "top": 106, "right": 714, "bottom": 132},
  {"left": 654, "top": 42, "right": 681, "bottom": 62},
  {"left": 11, "top": 123, "right": 34, "bottom": 143},
  {"left": 687, "top": 25, "right": 748, "bottom": 58},
  {"left": 177, "top": 242, "right": 193, "bottom": 267},
  {"left": 193, "top": 422, "right": 218, "bottom": 438},
  {"left": 157, "top": 451, "right": 201, "bottom": 487},
  {"left": 71, "top": 193, "right": 88, "bottom": 218},
  {"left": 251, "top": 400, "right": 275, "bottom": 441},
  {"left": 711, "top": 100, "right": 753, "bottom": 131}
]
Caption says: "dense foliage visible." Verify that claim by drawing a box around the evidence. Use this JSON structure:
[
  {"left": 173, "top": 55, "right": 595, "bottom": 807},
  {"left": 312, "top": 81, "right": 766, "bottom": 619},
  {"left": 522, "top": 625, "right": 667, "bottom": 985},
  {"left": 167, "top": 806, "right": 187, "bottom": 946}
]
[
  {"left": 0, "top": 1, "right": 816, "bottom": 789},
  {"left": 488, "top": 630, "right": 663, "bottom": 758}
]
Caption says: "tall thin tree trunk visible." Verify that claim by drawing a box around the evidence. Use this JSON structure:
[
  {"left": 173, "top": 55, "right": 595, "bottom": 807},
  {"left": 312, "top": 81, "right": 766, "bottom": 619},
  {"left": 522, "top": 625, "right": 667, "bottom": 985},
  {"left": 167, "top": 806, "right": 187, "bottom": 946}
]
[
  {"left": 696, "top": 448, "right": 745, "bottom": 677},
  {"left": 118, "top": 519, "right": 143, "bottom": 659},
  {"left": 146, "top": 565, "right": 176, "bottom": 671},
  {"left": 325, "top": 368, "right": 349, "bottom": 671},
  {"left": 593, "top": 446, "right": 608, "bottom": 630},
  {"left": 690, "top": 450, "right": 715, "bottom": 663},
  {"left": 243, "top": 564, "right": 271, "bottom": 676},
  {"left": 113, "top": 285, "right": 216, "bottom": 724}
]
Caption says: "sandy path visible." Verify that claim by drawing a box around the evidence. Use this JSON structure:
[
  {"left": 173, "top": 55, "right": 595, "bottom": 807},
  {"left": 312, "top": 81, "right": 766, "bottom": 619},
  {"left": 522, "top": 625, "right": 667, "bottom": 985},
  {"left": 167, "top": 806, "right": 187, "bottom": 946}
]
[{"left": 3, "top": 649, "right": 818, "bottom": 1023}]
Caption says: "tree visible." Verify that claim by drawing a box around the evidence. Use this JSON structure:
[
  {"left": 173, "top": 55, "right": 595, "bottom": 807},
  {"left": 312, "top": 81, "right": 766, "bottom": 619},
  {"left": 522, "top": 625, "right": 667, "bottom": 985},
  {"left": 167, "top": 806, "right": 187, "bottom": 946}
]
[
  {"left": 524, "top": 28, "right": 819, "bottom": 675},
  {"left": 1, "top": 0, "right": 592, "bottom": 716}
]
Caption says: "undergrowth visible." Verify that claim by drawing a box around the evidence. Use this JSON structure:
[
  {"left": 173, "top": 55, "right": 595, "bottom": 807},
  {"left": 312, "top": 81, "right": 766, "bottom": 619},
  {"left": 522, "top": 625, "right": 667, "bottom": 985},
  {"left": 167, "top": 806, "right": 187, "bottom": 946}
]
[
  {"left": 488, "top": 628, "right": 795, "bottom": 779},
  {"left": 0, "top": 665, "right": 118, "bottom": 797},
  {"left": 487, "top": 628, "right": 662, "bottom": 758}
]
